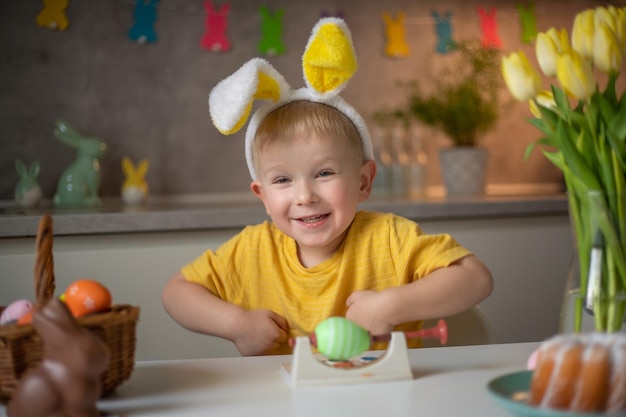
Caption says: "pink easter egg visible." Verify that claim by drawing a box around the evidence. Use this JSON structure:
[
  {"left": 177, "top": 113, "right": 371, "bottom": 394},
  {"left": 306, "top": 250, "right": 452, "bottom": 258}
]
[{"left": 0, "top": 299, "right": 34, "bottom": 325}]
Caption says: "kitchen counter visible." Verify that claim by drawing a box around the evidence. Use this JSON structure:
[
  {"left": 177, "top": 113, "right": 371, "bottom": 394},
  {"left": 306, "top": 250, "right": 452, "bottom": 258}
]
[{"left": 0, "top": 192, "right": 569, "bottom": 238}]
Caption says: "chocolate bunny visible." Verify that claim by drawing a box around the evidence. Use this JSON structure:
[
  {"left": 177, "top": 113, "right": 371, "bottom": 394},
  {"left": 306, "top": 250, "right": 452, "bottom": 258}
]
[{"left": 7, "top": 299, "right": 109, "bottom": 417}]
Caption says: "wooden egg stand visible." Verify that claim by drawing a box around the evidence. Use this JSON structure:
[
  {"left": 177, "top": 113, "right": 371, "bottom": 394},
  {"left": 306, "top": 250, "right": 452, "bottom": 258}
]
[{"left": 281, "top": 319, "right": 447, "bottom": 387}]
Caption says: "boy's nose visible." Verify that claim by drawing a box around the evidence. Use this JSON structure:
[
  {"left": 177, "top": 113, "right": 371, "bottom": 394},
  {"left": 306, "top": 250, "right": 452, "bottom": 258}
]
[{"left": 295, "top": 181, "right": 317, "bottom": 205}]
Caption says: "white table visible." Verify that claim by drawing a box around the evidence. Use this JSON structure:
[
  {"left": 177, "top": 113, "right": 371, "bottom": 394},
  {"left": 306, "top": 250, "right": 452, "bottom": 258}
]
[{"left": 1, "top": 342, "right": 538, "bottom": 417}]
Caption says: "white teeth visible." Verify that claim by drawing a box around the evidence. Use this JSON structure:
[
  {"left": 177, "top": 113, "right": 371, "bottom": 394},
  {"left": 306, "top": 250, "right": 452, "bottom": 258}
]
[{"left": 301, "top": 215, "right": 324, "bottom": 223}]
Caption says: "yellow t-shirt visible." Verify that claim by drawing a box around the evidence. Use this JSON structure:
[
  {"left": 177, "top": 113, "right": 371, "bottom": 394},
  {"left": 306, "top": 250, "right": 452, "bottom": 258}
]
[{"left": 182, "top": 211, "right": 472, "bottom": 355}]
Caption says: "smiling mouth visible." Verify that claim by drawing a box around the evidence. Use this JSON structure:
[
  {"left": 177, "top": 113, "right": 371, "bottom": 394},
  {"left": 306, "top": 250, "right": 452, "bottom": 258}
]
[{"left": 298, "top": 214, "right": 329, "bottom": 223}]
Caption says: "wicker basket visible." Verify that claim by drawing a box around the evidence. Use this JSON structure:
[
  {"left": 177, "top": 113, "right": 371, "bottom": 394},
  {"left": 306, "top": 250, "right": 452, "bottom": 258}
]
[{"left": 0, "top": 215, "right": 140, "bottom": 403}]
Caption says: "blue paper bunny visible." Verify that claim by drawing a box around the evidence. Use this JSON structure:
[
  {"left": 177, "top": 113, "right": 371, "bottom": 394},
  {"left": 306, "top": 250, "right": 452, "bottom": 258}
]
[
  {"left": 432, "top": 10, "right": 455, "bottom": 54},
  {"left": 129, "top": 0, "right": 160, "bottom": 44}
]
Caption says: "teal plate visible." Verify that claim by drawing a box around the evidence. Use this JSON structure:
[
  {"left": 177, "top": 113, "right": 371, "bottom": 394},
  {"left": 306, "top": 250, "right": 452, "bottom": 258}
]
[{"left": 487, "top": 370, "right": 611, "bottom": 417}]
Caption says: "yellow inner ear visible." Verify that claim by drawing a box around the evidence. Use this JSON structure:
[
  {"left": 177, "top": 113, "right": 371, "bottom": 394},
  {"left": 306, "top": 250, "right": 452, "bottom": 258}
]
[
  {"left": 254, "top": 71, "right": 282, "bottom": 101},
  {"left": 303, "top": 23, "right": 357, "bottom": 94},
  {"left": 220, "top": 71, "right": 282, "bottom": 135}
]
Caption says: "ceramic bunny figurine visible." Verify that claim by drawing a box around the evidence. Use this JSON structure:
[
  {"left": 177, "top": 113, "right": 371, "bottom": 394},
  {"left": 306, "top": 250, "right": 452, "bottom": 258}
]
[
  {"left": 53, "top": 120, "right": 107, "bottom": 208},
  {"left": 121, "top": 156, "right": 149, "bottom": 206},
  {"left": 14, "top": 158, "right": 42, "bottom": 208},
  {"left": 6, "top": 299, "right": 109, "bottom": 417}
]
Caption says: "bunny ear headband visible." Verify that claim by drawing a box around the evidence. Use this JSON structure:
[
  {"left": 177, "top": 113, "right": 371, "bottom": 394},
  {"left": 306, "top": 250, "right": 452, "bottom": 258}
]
[{"left": 208, "top": 17, "right": 373, "bottom": 180}]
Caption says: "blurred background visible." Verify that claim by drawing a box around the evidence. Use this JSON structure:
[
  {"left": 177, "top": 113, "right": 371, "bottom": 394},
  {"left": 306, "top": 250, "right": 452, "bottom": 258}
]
[{"left": 2, "top": 0, "right": 615, "bottom": 201}]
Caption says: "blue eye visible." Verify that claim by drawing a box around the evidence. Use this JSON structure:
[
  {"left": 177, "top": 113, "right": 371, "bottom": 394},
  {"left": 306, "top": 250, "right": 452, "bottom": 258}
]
[
  {"left": 318, "top": 170, "right": 334, "bottom": 178},
  {"left": 273, "top": 177, "right": 290, "bottom": 184}
]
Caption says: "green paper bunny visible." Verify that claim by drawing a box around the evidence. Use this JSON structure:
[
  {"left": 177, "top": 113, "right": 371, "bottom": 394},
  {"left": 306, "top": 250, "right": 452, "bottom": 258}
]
[
  {"left": 516, "top": 2, "right": 537, "bottom": 44},
  {"left": 258, "top": 6, "right": 285, "bottom": 56}
]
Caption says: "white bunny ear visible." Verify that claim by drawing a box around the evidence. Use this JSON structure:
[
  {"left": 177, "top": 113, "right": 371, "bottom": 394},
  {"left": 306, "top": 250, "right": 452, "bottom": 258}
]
[
  {"left": 209, "top": 58, "right": 291, "bottom": 135},
  {"left": 302, "top": 18, "right": 357, "bottom": 97}
]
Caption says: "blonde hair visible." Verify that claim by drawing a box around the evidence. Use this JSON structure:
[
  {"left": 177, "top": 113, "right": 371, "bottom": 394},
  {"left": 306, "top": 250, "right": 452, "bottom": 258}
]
[{"left": 252, "top": 101, "right": 364, "bottom": 170}]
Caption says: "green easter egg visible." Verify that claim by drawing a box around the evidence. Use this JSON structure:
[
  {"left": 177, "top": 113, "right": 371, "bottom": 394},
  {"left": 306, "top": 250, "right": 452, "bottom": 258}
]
[{"left": 314, "top": 317, "right": 370, "bottom": 361}]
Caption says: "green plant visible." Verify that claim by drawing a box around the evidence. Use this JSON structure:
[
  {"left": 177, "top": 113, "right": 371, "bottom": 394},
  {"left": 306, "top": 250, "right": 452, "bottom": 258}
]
[{"left": 406, "top": 39, "right": 504, "bottom": 147}]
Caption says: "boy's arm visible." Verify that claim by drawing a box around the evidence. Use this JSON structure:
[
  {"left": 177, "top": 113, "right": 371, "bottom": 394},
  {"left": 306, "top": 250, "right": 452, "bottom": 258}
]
[
  {"left": 345, "top": 255, "right": 493, "bottom": 334},
  {"left": 162, "top": 271, "right": 289, "bottom": 356}
]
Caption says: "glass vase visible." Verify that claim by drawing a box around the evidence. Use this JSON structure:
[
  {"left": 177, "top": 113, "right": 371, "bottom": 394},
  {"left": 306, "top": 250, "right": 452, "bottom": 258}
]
[{"left": 559, "top": 190, "right": 626, "bottom": 334}]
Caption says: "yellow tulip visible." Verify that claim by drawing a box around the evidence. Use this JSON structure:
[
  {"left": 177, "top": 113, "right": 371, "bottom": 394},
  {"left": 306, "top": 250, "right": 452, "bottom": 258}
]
[
  {"left": 593, "top": 20, "right": 623, "bottom": 73},
  {"left": 594, "top": 6, "right": 618, "bottom": 33},
  {"left": 536, "top": 28, "right": 569, "bottom": 77},
  {"left": 613, "top": 7, "right": 626, "bottom": 55},
  {"left": 501, "top": 51, "right": 542, "bottom": 102},
  {"left": 571, "top": 9, "right": 595, "bottom": 61},
  {"left": 556, "top": 50, "right": 596, "bottom": 100},
  {"left": 529, "top": 90, "right": 557, "bottom": 118}
]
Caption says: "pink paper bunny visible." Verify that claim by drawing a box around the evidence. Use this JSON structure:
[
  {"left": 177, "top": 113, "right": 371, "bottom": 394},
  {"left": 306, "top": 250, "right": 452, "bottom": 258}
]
[
  {"left": 477, "top": 7, "right": 501, "bottom": 49},
  {"left": 200, "top": 0, "right": 231, "bottom": 52}
]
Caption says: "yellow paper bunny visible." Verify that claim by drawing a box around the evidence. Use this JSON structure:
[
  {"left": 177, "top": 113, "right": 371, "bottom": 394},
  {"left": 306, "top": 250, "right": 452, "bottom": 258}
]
[
  {"left": 36, "top": 0, "right": 70, "bottom": 31},
  {"left": 382, "top": 12, "right": 410, "bottom": 58},
  {"left": 121, "top": 157, "right": 149, "bottom": 206}
]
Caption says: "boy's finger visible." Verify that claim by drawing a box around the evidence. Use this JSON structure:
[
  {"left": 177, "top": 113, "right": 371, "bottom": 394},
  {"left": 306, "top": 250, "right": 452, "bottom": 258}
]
[{"left": 270, "top": 311, "right": 289, "bottom": 332}]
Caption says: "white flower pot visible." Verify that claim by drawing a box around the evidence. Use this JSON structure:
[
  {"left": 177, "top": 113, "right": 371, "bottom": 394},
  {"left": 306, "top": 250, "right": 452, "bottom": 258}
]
[{"left": 439, "top": 147, "right": 488, "bottom": 197}]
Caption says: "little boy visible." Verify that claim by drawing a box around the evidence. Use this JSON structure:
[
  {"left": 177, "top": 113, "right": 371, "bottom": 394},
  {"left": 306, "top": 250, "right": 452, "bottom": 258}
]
[{"left": 162, "top": 18, "right": 493, "bottom": 356}]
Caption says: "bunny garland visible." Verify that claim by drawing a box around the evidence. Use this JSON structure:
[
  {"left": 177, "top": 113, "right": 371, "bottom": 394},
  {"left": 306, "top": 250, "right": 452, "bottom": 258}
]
[
  {"left": 129, "top": 0, "right": 160, "bottom": 44},
  {"left": 200, "top": 0, "right": 231, "bottom": 52},
  {"left": 258, "top": 6, "right": 285, "bottom": 56},
  {"left": 36, "top": 0, "right": 70, "bottom": 31},
  {"left": 208, "top": 17, "right": 373, "bottom": 180},
  {"left": 382, "top": 12, "right": 410, "bottom": 58}
]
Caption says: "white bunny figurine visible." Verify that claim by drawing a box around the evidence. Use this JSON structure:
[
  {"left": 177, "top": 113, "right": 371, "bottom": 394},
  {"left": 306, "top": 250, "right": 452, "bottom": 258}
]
[
  {"left": 52, "top": 120, "right": 107, "bottom": 208},
  {"left": 15, "top": 158, "right": 42, "bottom": 208}
]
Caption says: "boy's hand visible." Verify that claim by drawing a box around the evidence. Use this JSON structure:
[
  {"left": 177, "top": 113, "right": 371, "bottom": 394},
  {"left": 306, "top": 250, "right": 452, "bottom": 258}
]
[
  {"left": 232, "top": 309, "right": 289, "bottom": 356},
  {"left": 345, "top": 290, "right": 394, "bottom": 335}
]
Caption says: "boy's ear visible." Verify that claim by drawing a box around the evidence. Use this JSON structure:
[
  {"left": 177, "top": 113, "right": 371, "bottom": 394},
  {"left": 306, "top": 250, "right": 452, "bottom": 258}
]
[
  {"left": 250, "top": 181, "right": 271, "bottom": 215},
  {"left": 358, "top": 160, "right": 377, "bottom": 201}
]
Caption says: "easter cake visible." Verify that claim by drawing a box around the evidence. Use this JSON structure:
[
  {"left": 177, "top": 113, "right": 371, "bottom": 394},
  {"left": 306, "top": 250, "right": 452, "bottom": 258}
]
[{"left": 527, "top": 332, "right": 626, "bottom": 413}]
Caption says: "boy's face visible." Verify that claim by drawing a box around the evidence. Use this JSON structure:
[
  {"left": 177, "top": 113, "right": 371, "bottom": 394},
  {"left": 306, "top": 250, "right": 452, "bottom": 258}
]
[{"left": 251, "top": 132, "right": 375, "bottom": 263}]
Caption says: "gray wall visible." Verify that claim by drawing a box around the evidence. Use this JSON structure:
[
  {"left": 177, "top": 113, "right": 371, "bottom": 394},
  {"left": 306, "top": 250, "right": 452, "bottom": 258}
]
[{"left": 1, "top": 0, "right": 615, "bottom": 201}]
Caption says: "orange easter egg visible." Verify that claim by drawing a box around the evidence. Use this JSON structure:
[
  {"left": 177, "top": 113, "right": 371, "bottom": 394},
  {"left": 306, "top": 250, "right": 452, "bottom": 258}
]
[
  {"left": 17, "top": 309, "right": 34, "bottom": 325},
  {"left": 63, "top": 279, "right": 112, "bottom": 318}
]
